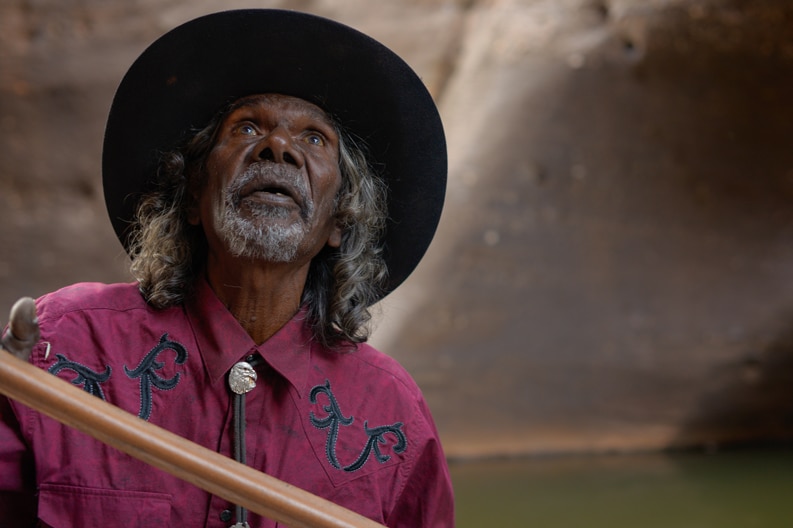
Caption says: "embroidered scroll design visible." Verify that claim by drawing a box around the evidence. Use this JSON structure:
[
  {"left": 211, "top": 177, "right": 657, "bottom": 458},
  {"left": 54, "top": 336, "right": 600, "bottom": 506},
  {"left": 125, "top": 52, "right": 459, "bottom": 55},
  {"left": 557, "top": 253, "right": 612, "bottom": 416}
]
[
  {"left": 48, "top": 354, "right": 112, "bottom": 399},
  {"left": 309, "top": 379, "right": 407, "bottom": 472},
  {"left": 124, "top": 333, "right": 188, "bottom": 420}
]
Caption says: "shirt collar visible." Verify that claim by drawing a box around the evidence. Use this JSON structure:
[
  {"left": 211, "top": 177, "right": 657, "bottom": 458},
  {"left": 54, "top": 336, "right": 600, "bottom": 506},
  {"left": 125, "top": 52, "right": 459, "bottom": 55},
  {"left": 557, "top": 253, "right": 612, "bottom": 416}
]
[{"left": 186, "top": 276, "right": 314, "bottom": 396}]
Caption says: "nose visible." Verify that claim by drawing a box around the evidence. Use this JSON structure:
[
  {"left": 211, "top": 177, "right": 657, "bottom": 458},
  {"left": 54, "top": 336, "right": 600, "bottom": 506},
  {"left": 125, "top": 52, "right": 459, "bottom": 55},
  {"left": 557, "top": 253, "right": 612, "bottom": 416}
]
[{"left": 254, "top": 127, "right": 303, "bottom": 167}]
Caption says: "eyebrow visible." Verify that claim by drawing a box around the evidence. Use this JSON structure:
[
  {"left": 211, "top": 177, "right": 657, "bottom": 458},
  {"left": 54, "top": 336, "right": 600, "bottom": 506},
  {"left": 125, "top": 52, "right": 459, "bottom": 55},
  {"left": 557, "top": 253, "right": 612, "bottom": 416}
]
[{"left": 222, "top": 96, "right": 340, "bottom": 137}]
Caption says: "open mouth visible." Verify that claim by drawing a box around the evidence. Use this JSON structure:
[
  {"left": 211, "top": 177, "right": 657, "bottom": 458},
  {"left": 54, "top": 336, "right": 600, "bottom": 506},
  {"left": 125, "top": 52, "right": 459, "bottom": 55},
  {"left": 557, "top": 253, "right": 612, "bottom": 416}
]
[
  {"left": 248, "top": 185, "right": 294, "bottom": 200},
  {"left": 233, "top": 164, "right": 306, "bottom": 209}
]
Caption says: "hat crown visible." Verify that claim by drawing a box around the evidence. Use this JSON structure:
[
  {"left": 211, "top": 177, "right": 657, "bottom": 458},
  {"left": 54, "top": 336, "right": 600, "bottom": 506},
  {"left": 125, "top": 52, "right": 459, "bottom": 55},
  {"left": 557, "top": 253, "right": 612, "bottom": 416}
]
[{"left": 103, "top": 9, "right": 446, "bottom": 300}]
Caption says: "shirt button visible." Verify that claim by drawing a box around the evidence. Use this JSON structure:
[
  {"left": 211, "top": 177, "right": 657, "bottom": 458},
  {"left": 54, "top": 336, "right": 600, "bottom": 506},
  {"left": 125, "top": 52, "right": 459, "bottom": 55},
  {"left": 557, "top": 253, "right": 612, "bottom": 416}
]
[
  {"left": 246, "top": 354, "right": 256, "bottom": 362},
  {"left": 220, "top": 509, "right": 233, "bottom": 522}
]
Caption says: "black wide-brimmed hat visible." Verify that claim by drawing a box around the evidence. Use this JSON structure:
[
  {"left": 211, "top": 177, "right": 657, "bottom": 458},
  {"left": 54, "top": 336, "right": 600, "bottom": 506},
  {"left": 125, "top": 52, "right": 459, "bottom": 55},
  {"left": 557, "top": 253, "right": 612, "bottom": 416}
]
[{"left": 103, "top": 9, "right": 446, "bottom": 299}]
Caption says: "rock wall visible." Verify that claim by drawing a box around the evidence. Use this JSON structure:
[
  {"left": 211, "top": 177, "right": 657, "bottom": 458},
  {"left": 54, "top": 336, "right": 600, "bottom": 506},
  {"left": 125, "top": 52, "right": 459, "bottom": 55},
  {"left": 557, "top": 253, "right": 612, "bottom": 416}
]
[{"left": 3, "top": 0, "right": 793, "bottom": 459}]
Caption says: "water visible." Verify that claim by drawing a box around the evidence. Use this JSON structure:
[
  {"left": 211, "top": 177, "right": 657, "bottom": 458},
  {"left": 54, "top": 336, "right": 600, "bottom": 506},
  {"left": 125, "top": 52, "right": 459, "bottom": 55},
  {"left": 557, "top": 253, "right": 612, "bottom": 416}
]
[{"left": 451, "top": 448, "right": 793, "bottom": 527}]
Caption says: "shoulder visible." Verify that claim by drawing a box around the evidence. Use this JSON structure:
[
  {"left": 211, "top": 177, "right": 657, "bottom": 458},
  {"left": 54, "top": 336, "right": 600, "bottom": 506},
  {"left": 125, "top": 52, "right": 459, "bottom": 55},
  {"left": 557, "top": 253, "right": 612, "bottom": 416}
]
[
  {"left": 35, "top": 282, "right": 148, "bottom": 322},
  {"left": 31, "top": 282, "right": 166, "bottom": 371},
  {"left": 328, "top": 341, "right": 424, "bottom": 400},
  {"left": 28, "top": 282, "right": 191, "bottom": 399}
]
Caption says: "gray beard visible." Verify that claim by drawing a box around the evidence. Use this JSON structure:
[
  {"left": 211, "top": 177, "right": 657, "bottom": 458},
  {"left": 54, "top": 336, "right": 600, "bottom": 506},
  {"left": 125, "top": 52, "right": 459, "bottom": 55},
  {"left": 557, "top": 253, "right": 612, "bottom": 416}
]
[{"left": 218, "top": 164, "right": 313, "bottom": 262}]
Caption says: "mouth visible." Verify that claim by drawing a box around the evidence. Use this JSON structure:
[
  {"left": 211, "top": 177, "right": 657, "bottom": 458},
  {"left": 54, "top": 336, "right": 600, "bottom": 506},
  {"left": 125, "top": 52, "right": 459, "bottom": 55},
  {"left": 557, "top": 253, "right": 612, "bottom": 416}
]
[
  {"left": 246, "top": 184, "right": 295, "bottom": 201},
  {"left": 234, "top": 164, "right": 306, "bottom": 209}
]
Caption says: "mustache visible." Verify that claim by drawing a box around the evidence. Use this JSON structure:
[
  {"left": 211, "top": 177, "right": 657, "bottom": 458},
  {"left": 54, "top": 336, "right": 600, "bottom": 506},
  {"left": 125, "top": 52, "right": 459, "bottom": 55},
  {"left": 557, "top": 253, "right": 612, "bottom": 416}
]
[{"left": 227, "top": 162, "right": 312, "bottom": 217}]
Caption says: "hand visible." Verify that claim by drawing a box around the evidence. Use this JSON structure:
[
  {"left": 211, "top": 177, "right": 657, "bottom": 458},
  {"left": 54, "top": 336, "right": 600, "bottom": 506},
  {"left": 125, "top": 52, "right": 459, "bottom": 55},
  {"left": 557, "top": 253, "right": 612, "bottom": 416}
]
[{"left": 1, "top": 297, "right": 40, "bottom": 361}]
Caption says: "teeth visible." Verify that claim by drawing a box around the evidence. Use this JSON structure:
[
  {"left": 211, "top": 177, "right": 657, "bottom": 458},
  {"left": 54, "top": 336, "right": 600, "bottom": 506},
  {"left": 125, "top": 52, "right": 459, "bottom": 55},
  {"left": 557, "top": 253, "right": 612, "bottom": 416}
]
[{"left": 246, "top": 184, "right": 292, "bottom": 200}]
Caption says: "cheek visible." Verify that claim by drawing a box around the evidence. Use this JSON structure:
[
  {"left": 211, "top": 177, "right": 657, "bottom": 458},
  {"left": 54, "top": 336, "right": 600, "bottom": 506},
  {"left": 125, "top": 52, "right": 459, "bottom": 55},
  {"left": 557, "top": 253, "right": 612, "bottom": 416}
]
[
  {"left": 201, "top": 148, "right": 239, "bottom": 213},
  {"left": 189, "top": 173, "right": 228, "bottom": 230},
  {"left": 204, "top": 151, "right": 227, "bottom": 184},
  {"left": 321, "top": 180, "right": 344, "bottom": 246},
  {"left": 204, "top": 186, "right": 227, "bottom": 224},
  {"left": 204, "top": 138, "right": 243, "bottom": 183},
  {"left": 315, "top": 179, "right": 342, "bottom": 222},
  {"left": 315, "top": 160, "right": 342, "bottom": 202}
]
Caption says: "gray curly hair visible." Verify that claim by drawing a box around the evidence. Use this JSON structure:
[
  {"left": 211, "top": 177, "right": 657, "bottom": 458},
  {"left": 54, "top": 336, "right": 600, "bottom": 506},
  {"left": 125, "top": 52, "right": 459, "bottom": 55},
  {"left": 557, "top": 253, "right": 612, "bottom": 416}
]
[{"left": 128, "top": 102, "right": 389, "bottom": 348}]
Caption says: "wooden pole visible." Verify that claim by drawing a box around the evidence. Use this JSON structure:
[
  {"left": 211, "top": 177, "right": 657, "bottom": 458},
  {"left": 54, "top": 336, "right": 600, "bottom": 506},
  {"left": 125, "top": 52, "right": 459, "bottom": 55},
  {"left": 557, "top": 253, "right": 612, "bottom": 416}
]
[{"left": 0, "top": 347, "right": 385, "bottom": 528}]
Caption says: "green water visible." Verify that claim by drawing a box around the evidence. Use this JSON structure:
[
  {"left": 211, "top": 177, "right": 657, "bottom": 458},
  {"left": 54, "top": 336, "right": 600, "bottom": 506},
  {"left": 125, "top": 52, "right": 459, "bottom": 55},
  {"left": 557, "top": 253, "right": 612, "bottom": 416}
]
[{"left": 451, "top": 449, "right": 793, "bottom": 527}]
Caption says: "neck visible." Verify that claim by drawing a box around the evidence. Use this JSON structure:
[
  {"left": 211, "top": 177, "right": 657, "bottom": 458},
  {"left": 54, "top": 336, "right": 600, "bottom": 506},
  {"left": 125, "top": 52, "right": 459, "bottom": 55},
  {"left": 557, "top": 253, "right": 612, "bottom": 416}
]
[{"left": 204, "top": 254, "right": 311, "bottom": 345}]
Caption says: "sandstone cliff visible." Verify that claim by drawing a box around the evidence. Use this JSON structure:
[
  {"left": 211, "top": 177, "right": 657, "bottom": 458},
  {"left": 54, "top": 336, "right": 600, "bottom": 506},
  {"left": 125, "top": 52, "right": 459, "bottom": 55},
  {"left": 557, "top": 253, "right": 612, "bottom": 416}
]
[{"left": 3, "top": 0, "right": 793, "bottom": 458}]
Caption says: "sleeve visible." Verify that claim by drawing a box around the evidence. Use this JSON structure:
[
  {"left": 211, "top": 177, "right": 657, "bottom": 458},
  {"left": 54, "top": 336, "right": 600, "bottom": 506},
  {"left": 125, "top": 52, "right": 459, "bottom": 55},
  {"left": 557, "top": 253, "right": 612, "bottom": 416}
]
[
  {"left": 387, "top": 398, "right": 455, "bottom": 528},
  {"left": 0, "top": 393, "right": 37, "bottom": 522}
]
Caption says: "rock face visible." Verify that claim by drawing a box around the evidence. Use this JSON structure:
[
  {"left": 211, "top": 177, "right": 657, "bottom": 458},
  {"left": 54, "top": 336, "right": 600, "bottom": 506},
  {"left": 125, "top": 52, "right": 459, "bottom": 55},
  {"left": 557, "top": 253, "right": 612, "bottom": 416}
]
[{"left": 3, "top": 0, "right": 793, "bottom": 459}]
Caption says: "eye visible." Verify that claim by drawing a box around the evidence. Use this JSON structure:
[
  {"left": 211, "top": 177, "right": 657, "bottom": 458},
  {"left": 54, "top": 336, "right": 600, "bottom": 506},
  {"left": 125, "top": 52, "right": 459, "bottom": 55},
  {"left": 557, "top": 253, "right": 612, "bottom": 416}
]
[
  {"left": 234, "top": 123, "right": 257, "bottom": 136},
  {"left": 304, "top": 133, "right": 325, "bottom": 146}
]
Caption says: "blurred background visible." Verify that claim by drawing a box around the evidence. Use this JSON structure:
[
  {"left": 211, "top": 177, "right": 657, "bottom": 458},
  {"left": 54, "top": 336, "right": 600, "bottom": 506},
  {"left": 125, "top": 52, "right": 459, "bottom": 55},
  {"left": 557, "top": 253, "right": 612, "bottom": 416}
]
[{"left": 3, "top": 0, "right": 793, "bottom": 525}]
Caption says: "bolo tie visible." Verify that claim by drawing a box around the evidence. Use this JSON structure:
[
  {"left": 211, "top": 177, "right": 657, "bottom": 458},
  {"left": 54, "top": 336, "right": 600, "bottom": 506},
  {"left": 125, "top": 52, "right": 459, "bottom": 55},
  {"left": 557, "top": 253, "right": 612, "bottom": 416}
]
[{"left": 227, "top": 356, "right": 262, "bottom": 528}]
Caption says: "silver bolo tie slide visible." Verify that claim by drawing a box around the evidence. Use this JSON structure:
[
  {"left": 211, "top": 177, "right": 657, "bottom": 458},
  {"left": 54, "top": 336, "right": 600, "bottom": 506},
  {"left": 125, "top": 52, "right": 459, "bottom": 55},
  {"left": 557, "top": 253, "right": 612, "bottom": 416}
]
[{"left": 228, "top": 360, "right": 259, "bottom": 528}]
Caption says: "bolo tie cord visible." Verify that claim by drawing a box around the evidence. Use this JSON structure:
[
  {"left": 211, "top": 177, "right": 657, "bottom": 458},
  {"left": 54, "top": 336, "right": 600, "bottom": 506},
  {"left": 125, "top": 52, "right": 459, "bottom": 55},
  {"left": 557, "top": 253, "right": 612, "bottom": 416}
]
[
  {"left": 233, "top": 391, "right": 248, "bottom": 527},
  {"left": 228, "top": 357, "right": 261, "bottom": 528}
]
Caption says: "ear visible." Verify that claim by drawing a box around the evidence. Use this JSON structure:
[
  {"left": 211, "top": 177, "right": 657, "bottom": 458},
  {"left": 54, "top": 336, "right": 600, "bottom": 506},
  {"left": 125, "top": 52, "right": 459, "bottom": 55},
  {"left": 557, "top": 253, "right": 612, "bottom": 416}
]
[{"left": 327, "top": 222, "right": 343, "bottom": 249}]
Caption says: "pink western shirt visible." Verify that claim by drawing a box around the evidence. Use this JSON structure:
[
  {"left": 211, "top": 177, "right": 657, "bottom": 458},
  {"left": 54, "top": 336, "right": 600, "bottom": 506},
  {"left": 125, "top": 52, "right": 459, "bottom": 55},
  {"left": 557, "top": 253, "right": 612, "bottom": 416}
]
[{"left": 0, "top": 279, "right": 454, "bottom": 527}]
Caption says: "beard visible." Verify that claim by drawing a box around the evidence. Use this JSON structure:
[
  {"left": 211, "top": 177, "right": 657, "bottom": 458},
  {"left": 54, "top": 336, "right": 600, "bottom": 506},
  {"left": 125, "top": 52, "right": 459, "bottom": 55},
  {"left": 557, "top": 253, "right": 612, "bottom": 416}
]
[{"left": 217, "top": 163, "right": 314, "bottom": 262}]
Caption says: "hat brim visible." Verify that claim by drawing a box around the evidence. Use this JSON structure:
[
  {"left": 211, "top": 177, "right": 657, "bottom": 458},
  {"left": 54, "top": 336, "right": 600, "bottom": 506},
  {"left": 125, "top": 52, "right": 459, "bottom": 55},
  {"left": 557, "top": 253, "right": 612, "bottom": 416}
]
[{"left": 102, "top": 9, "right": 446, "bottom": 299}]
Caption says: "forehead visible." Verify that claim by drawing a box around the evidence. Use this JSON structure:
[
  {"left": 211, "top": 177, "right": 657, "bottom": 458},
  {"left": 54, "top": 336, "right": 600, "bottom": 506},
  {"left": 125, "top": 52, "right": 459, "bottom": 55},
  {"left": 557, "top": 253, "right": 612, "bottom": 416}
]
[{"left": 226, "top": 93, "right": 334, "bottom": 125}]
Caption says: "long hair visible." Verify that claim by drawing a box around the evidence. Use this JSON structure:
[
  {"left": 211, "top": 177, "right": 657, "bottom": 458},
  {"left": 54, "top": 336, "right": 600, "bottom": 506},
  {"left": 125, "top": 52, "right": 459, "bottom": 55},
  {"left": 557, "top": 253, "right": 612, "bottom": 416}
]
[{"left": 129, "top": 106, "right": 389, "bottom": 348}]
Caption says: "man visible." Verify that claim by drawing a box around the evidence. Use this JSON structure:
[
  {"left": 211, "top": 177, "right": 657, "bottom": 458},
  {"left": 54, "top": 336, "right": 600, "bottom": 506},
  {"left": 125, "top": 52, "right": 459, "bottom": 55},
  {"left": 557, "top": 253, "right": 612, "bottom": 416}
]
[{"left": 0, "top": 9, "right": 453, "bottom": 527}]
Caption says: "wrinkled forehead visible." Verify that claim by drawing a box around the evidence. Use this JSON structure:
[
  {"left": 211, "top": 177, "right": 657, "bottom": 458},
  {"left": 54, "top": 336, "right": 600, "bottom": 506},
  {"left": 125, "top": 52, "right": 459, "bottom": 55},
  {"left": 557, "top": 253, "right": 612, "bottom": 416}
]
[{"left": 225, "top": 93, "right": 337, "bottom": 129}]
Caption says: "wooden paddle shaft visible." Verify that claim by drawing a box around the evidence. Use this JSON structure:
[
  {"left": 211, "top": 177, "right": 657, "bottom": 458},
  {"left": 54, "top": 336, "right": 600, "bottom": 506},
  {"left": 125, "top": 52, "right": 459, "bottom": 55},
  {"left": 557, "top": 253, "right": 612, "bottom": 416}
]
[{"left": 0, "top": 347, "right": 385, "bottom": 528}]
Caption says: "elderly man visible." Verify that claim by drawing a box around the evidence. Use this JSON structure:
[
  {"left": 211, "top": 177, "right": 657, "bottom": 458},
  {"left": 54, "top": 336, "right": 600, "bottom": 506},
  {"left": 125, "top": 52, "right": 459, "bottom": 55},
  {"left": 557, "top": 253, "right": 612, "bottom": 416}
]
[{"left": 0, "top": 10, "right": 453, "bottom": 527}]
